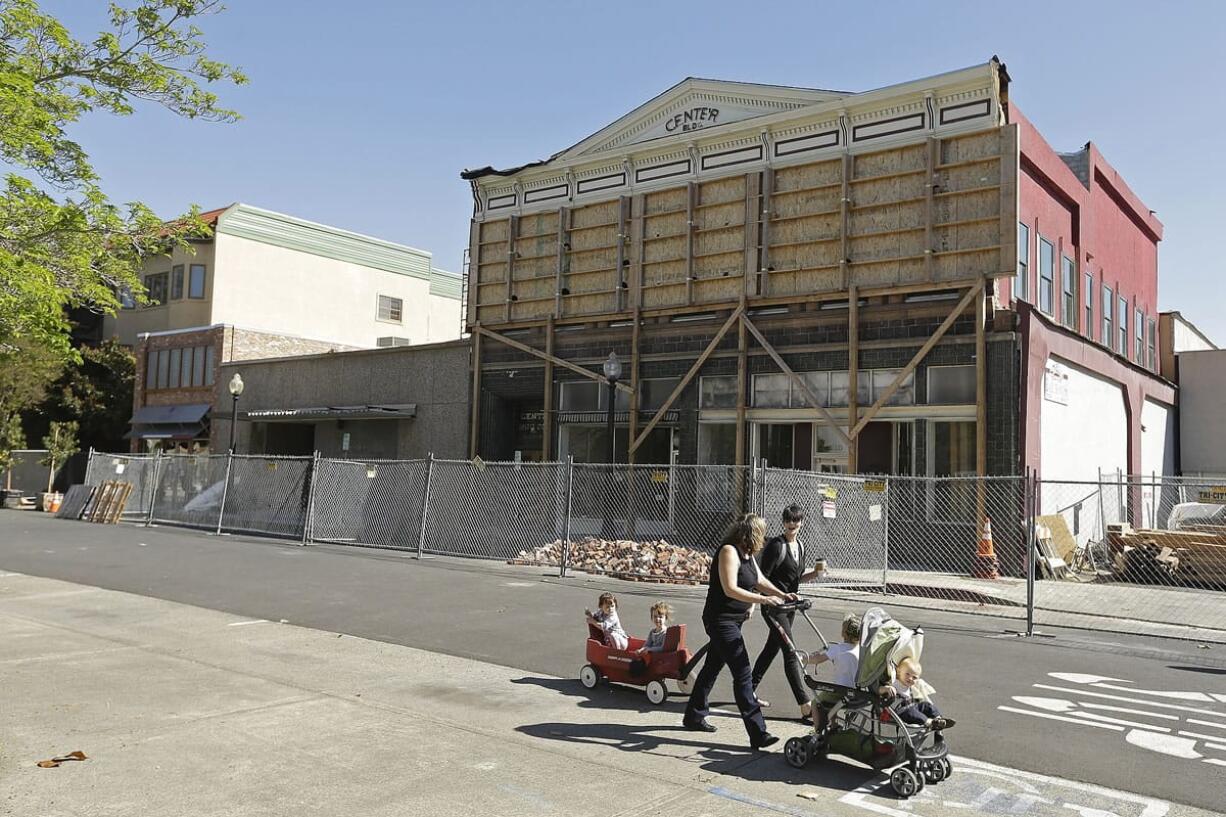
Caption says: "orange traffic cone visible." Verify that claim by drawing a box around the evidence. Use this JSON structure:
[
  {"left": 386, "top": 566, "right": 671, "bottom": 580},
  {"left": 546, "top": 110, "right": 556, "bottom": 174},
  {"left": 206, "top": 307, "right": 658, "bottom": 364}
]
[{"left": 973, "top": 516, "right": 1000, "bottom": 579}]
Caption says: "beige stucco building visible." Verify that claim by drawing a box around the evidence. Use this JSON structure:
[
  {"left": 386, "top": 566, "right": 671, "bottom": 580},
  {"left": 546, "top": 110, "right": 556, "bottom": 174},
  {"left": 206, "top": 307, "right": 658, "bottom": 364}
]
[{"left": 112, "top": 203, "right": 463, "bottom": 450}]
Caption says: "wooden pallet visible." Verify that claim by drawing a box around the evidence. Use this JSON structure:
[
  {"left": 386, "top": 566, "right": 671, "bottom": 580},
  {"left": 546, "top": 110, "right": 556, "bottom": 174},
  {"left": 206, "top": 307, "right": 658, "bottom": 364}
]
[{"left": 83, "top": 480, "right": 133, "bottom": 524}]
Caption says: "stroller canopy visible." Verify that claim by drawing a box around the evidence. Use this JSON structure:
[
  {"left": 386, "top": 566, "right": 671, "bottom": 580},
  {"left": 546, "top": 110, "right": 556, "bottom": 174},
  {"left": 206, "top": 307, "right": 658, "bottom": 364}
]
[{"left": 855, "top": 607, "right": 925, "bottom": 689}]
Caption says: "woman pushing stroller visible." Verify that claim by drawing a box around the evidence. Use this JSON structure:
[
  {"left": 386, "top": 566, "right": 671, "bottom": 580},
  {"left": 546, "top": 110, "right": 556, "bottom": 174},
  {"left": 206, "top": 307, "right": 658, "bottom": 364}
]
[{"left": 682, "top": 513, "right": 797, "bottom": 750}]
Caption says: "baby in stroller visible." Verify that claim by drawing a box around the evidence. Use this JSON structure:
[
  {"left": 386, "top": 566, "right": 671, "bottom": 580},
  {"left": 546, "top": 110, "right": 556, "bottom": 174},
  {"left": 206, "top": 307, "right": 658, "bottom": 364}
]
[
  {"left": 880, "top": 656, "right": 955, "bottom": 732},
  {"left": 784, "top": 607, "right": 953, "bottom": 799}
]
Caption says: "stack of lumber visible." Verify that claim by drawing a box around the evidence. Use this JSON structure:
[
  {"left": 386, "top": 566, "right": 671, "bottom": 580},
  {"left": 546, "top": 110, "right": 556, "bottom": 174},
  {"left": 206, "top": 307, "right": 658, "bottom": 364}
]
[
  {"left": 511, "top": 538, "right": 712, "bottom": 584},
  {"left": 82, "top": 480, "right": 133, "bottom": 524},
  {"left": 1107, "top": 526, "right": 1226, "bottom": 586}
]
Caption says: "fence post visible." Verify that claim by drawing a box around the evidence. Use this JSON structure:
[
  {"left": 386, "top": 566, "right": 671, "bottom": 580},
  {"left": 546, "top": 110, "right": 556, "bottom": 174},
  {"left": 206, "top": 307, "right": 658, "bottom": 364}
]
[
  {"left": 881, "top": 477, "right": 890, "bottom": 592},
  {"left": 145, "top": 450, "right": 162, "bottom": 527},
  {"left": 301, "top": 451, "right": 320, "bottom": 546},
  {"left": 415, "top": 453, "right": 435, "bottom": 559},
  {"left": 1025, "top": 468, "right": 1036, "bottom": 638},
  {"left": 216, "top": 451, "right": 234, "bottom": 535},
  {"left": 561, "top": 455, "right": 574, "bottom": 578}
]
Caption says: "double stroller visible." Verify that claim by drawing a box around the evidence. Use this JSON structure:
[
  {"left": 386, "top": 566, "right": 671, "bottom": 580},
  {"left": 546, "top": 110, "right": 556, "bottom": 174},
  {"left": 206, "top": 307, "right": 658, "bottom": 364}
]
[{"left": 776, "top": 605, "right": 952, "bottom": 798}]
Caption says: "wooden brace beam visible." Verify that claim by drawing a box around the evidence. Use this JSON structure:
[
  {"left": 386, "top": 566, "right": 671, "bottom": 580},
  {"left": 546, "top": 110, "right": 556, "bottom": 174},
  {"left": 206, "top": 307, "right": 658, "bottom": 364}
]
[
  {"left": 630, "top": 306, "right": 744, "bottom": 454},
  {"left": 742, "top": 315, "right": 853, "bottom": 448},
  {"left": 848, "top": 280, "right": 985, "bottom": 439},
  {"left": 476, "top": 326, "right": 634, "bottom": 394}
]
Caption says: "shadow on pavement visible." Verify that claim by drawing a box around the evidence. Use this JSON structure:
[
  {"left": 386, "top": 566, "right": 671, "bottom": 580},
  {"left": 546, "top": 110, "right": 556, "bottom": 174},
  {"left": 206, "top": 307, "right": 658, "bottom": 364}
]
[
  {"left": 1166, "top": 664, "right": 1226, "bottom": 675},
  {"left": 516, "top": 719, "right": 880, "bottom": 794}
]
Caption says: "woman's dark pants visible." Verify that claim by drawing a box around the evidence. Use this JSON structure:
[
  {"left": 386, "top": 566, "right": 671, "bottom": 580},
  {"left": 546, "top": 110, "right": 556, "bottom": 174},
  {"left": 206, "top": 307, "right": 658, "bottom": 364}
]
[
  {"left": 751, "top": 608, "right": 809, "bottom": 707},
  {"left": 684, "top": 618, "right": 768, "bottom": 744}
]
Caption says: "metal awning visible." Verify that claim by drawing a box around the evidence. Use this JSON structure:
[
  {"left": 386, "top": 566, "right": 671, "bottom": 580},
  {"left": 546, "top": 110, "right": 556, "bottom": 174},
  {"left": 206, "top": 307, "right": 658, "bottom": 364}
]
[
  {"left": 124, "top": 423, "right": 207, "bottom": 441},
  {"left": 130, "top": 404, "right": 211, "bottom": 425},
  {"left": 242, "top": 403, "right": 417, "bottom": 422}
]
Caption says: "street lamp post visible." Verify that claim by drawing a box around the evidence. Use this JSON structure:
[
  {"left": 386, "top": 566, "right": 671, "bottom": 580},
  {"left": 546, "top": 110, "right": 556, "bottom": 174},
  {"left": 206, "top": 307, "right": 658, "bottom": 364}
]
[
  {"left": 602, "top": 352, "right": 621, "bottom": 464},
  {"left": 227, "top": 373, "right": 245, "bottom": 453}
]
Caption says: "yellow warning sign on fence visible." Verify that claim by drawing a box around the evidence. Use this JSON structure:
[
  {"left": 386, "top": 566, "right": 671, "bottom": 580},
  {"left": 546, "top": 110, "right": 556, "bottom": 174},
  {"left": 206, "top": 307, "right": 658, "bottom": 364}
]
[
  {"left": 1197, "top": 486, "right": 1226, "bottom": 504},
  {"left": 864, "top": 480, "right": 886, "bottom": 493}
]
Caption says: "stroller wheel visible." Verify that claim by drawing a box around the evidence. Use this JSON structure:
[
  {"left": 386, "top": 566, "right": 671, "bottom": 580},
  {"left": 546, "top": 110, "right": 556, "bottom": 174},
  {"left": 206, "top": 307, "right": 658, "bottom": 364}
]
[
  {"left": 784, "top": 737, "right": 811, "bottom": 769},
  {"left": 941, "top": 758, "right": 952, "bottom": 779},
  {"left": 890, "top": 767, "right": 919, "bottom": 798},
  {"left": 579, "top": 664, "right": 601, "bottom": 690},
  {"left": 675, "top": 674, "right": 695, "bottom": 695},
  {"left": 645, "top": 680, "right": 668, "bottom": 705}
]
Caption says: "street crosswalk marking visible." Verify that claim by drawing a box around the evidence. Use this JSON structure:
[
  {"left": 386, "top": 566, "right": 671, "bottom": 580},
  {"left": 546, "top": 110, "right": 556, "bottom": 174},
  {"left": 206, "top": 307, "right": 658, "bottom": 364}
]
[{"left": 1002, "top": 672, "right": 1226, "bottom": 769}]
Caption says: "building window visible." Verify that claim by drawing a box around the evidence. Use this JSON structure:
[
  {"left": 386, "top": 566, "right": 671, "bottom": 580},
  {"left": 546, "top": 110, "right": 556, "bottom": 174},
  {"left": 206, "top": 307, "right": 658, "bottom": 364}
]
[
  {"left": 1016, "top": 222, "right": 1030, "bottom": 301},
  {"left": 698, "top": 423, "right": 736, "bottom": 465},
  {"left": 927, "top": 365, "right": 976, "bottom": 405},
  {"left": 791, "top": 371, "right": 830, "bottom": 408},
  {"left": 119, "top": 286, "right": 136, "bottom": 310},
  {"left": 1083, "top": 272, "right": 1093, "bottom": 341},
  {"left": 1135, "top": 309, "right": 1144, "bottom": 363},
  {"left": 752, "top": 374, "right": 791, "bottom": 408},
  {"left": 1102, "top": 286, "right": 1113, "bottom": 350},
  {"left": 144, "top": 271, "right": 169, "bottom": 305},
  {"left": 560, "top": 381, "right": 600, "bottom": 411},
  {"left": 146, "top": 344, "right": 217, "bottom": 391},
  {"left": 1118, "top": 296, "right": 1128, "bottom": 358},
  {"left": 1147, "top": 318, "right": 1156, "bottom": 371},
  {"left": 1061, "top": 256, "right": 1076, "bottom": 329},
  {"left": 700, "top": 376, "right": 738, "bottom": 409},
  {"left": 188, "top": 264, "right": 206, "bottom": 299},
  {"left": 171, "top": 265, "right": 184, "bottom": 300},
  {"left": 1037, "top": 238, "right": 1054, "bottom": 315},
  {"left": 377, "top": 294, "right": 403, "bottom": 323}
]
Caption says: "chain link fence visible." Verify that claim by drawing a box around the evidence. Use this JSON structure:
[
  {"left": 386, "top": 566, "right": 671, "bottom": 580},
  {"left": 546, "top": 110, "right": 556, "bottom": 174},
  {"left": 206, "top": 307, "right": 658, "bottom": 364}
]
[
  {"left": 83, "top": 451, "right": 159, "bottom": 519},
  {"left": 77, "top": 451, "right": 1226, "bottom": 642},
  {"left": 1034, "top": 477, "right": 1226, "bottom": 637}
]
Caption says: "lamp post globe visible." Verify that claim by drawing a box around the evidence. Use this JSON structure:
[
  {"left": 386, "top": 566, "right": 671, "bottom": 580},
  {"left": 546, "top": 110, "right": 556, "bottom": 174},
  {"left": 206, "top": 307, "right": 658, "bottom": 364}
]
[{"left": 228, "top": 373, "right": 244, "bottom": 453}]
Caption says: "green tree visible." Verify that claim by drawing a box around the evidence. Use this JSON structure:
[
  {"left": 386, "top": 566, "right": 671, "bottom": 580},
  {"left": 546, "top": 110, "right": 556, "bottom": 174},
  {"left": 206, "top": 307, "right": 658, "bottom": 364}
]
[
  {"left": 0, "top": 0, "right": 246, "bottom": 361},
  {"left": 38, "top": 338, "right": 135, "bottom": 451},
  {"left": 40, "top": 419, "right": 78, "bottom": 492},
  {"left": 0, "top": 413, "right": 26, "bottom": 479}
]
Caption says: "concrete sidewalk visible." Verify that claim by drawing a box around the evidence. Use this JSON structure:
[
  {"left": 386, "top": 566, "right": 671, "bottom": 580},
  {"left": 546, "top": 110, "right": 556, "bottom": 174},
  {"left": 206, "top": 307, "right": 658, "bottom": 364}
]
[{"left": 0, "top": 571, "right": 1210, "bottom": 817}]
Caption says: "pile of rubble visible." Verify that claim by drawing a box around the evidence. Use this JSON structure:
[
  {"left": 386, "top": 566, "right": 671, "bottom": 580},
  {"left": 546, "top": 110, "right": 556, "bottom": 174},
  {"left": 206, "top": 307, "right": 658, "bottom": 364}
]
[{"left": 511, "top": 537, "right": 712, "bottom": 584}]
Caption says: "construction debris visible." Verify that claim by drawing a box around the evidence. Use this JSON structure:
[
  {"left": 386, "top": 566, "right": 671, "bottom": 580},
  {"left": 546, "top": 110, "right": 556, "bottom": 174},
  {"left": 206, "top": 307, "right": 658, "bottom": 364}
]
[
  {"left": 511, "top": 538, "right": 712, "bottom": 584},
  {"left": 1108, "top": 527, "right": 1226, "bottom": 587},
  {"left": 36, "top": 751, "right": 87, "bottom": 768}
]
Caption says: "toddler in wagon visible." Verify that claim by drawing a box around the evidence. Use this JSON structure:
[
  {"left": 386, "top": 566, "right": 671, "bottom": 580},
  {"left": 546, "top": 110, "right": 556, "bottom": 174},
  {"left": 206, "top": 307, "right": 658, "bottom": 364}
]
[{"left": 585, "top": 591, "right": 629, "bottom": 650}]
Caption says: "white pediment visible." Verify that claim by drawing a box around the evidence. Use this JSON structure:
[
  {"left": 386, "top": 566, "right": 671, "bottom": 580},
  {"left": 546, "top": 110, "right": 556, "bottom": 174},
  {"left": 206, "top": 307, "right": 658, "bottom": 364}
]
[{"left": 559, "top": 79, "right": 848, "bottom": 160}]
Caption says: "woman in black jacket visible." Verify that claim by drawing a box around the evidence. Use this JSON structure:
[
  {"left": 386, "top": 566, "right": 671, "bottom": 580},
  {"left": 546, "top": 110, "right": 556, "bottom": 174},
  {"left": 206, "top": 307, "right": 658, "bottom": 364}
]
[
  {"left": 682, "top": 513, "right": 795, "bottom": 749},
  {"left": 751, "top": 504, "right": 826, "bottom": 722}
]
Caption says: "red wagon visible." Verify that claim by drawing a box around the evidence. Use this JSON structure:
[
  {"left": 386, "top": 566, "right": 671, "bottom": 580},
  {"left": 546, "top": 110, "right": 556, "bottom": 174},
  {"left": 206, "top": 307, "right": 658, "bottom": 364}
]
[{"left": 580, "top": 623, "right": 695, "bottom": 705}]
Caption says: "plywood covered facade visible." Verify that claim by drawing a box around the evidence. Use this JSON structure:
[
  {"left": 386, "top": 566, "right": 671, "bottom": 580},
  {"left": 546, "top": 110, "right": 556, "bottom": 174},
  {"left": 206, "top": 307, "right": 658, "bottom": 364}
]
[{"left": 461, "top": 61, "right": 1021, "bottom": 478}]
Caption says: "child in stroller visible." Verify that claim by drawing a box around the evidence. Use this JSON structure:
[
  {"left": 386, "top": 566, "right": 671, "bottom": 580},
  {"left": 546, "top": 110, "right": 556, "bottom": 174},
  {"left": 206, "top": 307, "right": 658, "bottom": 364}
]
[{"left": 781, "top": 606, "right": 953, "bottom": 799}]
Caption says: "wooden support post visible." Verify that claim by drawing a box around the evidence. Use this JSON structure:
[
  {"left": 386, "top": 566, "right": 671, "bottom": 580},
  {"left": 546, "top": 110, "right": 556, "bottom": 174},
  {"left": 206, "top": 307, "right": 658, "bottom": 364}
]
[
  {"left": 849, "top": 280, "right": 985, "bottom": 439},
  {"left": 615, "top": 196, "right": 629, "bottom": 312},
  {"left": 848, "top": 286, "right": 859, "bottom": 473},
  {"left": 736, "top": 297, "right": 748, "bottom": 467},
  {"left": 505, "top": 215, "right": 518, "bottom": 323},
  {"left": 685, "top": 181, "right": 697, "bottom": 304},
  {"left": 976, "top": 286, "right": 988, "bottom": 521},
  {"left": 470, "top": 323, "right": 482, "bottom": 458},
  {"left": 629, "top": 309, "right": 641, "bottom": 465},
  {"left": 631, "top": 307, "right": 743, "bottom": 455},
  {"left": 543, "top": 315, "right": 555, "bottom": 461},
  {"left": 760, "top": 168, "right": 774, "bottom": 295},
  {"left": 743, "top": 316, "right": 852, "bottom": 447},
  {"left": 554, "top": 207, "right": 569, "bottom": 317},
  {"left": 630, "top": 193, "right": 644, "bottom": 310},
  {"left": 477, "top": 326, "right": 634, "bottom": 394},
  {"left": 925, "top": 137, "right": 938, "bottom": 279},
  {"left": 467, "top": 220, "right": 481, "bottom": 329},
  {"left": 840, "top": 153, "right": 852, "bottom": 290},
  {"left": 744, "top": 172, "right": 762, "bottom": 297}
]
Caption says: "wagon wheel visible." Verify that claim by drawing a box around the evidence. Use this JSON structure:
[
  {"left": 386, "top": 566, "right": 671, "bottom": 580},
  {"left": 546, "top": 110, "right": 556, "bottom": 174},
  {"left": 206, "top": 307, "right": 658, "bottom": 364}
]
[
  {"left": 645, "top": 680, "right": 668, "bottom": 705},
  {"left": 890, "top": 767, "right": 919, "bottom": 798},
  {"left": 579, "top": 664, "right": 601, "bottom": 690},
  {"left": 784, "top": 737, "right": 811, "bottom": 769},
  {"left": 674, "top": 674, "right": 695, "bottom": 695}
]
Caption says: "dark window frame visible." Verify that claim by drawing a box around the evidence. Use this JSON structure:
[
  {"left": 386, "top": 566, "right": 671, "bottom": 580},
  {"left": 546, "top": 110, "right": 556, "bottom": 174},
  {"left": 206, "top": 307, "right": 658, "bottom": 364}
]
[
  {"left": 188, "top": 264, "right": 206, "bottom": 299},
  {"left": 1038, "top": 237, "right": 1055, "bottom": 316}
]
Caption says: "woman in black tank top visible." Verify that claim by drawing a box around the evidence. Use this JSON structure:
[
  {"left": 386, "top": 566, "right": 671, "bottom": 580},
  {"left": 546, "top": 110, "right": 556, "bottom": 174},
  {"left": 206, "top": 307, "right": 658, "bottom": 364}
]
[{"left": 683, "top": 514, "right": 797, "bottom": 749}]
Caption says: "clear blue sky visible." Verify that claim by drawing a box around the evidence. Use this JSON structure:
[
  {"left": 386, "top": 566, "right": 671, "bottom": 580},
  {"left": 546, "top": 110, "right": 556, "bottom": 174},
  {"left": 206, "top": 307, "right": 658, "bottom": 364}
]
[{"left": 50, "top": 1, "right": 1225, "bottom": 342}]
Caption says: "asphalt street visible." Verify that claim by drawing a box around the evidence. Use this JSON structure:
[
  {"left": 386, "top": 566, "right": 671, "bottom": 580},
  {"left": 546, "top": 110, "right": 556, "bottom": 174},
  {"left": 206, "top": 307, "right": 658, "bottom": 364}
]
[{"left": 2, "top": 512, "right": 1224, "bottom": 811}]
